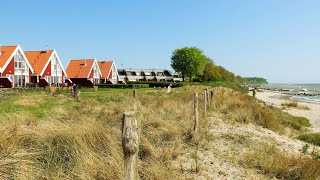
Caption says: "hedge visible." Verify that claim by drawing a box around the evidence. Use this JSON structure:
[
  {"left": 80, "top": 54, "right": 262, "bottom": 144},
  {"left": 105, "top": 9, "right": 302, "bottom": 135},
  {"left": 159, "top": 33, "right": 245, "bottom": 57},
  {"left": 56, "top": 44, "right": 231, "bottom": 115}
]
[
  {"left": 97, "top": 84, "right": 149, "bottom": 89},
  {"left": 126, "top": 81, "right": 184, "bottom": 88}
]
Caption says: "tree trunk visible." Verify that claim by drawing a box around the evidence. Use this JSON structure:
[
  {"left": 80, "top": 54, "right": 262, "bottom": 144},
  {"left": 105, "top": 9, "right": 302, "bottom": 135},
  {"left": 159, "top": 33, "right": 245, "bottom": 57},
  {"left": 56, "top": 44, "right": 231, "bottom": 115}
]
[{"left": 189, "top": 72, "right": 192, "bottom": 82}]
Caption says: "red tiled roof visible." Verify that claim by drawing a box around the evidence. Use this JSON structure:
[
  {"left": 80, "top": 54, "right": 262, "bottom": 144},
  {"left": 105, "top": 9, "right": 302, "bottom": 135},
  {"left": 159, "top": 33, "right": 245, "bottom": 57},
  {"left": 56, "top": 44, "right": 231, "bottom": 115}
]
[
  {"left": 0, "top": 46, "right": 17, "bottom": 68},
  {"left": 24, "top": 50, "right": 54, "bottom": 75},
  {"left": 97, "top": 61, "right": 113, "bottom": 78},
  {"left": 66, "top": 59, "right": 95, "bottom": 78}
]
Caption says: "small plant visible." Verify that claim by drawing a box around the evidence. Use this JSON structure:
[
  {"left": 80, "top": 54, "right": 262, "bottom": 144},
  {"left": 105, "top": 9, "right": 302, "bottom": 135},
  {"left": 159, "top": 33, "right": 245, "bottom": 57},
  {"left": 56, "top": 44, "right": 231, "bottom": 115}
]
[
  {"left": 300, "top": 144, "right": 310, "bottom": 155},
  {"left": 281, "top": 101, "right": 298, "bottom": 108},
  {"left": 281, "top": 101, "right": 310, "bottom": 110},
  {"left": 298, "top": 133, "right": 320, "bottom": 146}
]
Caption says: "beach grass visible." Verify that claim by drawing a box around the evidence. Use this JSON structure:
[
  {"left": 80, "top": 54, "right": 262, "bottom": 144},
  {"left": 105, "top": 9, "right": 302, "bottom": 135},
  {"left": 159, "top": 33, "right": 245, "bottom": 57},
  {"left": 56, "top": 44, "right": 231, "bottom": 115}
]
[
  {"left": 0, "top": 86, "right": 318, "bottom": 178},
  {"left": 270, "top": 106, "right": 311, "bottom": 130},
  {"left": 211, "top": 88, "right": 311, "bottom": 132},
  {"left": 244, "top": 144, "right": 320, "bottom": 179},
  {"left": 298, "top": 133, "right": 320, "bottom": 146},
  {"left": 281, "top": 101, "right": 310, "bottom": 111}
]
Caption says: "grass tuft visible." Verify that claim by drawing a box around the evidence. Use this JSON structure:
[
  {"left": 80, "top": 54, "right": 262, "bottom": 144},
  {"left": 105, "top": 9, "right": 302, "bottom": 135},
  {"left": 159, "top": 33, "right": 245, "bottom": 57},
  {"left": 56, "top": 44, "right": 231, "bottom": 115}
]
[{"left": 298, "top": 133, "right": 320, "bottom": 146}]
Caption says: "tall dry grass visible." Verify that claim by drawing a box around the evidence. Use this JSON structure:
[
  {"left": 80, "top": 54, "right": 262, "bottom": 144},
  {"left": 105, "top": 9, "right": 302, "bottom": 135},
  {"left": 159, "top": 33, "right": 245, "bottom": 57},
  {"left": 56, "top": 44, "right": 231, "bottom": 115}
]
[
  {"left": 211, "top": 88, "right": 280, "bottom": 131},
  {"left": 0, "top": 88, "right": 202, "bottom": 179},
  {"left": 244, "top": 144, "right": 320, "bottom": 179},
  {"left": 0, "top": 87, "right": 317, "bottom": 179}
]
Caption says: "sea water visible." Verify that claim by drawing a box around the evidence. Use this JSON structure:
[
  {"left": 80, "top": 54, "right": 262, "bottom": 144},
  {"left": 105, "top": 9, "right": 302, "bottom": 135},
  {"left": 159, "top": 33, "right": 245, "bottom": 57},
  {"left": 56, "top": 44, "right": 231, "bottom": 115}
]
[{"left": 262, "top": 84, "right": 320, "bottom": 104}]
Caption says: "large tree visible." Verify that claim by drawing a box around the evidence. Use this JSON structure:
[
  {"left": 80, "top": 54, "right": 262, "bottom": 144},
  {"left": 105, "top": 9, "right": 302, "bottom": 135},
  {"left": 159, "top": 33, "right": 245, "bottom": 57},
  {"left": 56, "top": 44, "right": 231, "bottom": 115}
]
[{"left": 171, "top": 47, "right": 208, "bottom": 82}]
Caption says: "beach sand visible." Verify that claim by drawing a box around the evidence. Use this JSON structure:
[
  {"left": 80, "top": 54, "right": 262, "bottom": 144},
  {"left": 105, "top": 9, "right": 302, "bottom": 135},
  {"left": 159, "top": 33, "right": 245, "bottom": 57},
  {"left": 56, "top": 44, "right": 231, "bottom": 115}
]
[
  {"left": 175, "top": 89, "right": 320, "bottom": 179},
  {"left": 254, "top": 90, "right": 320, "bottom": 132}
]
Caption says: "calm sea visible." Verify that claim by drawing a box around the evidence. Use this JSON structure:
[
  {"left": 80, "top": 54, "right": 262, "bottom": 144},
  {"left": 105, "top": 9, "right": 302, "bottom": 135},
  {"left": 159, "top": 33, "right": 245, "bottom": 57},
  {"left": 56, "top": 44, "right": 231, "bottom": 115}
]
[{"left": 262, "top": 84, "right": 320, "bottom": 104}]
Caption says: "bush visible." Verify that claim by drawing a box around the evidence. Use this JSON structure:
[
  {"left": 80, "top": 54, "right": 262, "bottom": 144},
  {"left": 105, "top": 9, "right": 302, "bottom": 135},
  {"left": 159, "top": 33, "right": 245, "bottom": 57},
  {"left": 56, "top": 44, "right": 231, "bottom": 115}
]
[
  {"left": 281, "top": 101, "right": 298, "bottom": 108},
  {"left": 97, "top": 84, "right": 149, "bottom": 89},
  {"left": 188, "top": 82, "right": 248, "bottom": 93},
  {"left": 126, "top": 81, "right": 183, "bottom": 88},
  {"left": 298, "top": 133, "right": 320, "bottom": 146}
]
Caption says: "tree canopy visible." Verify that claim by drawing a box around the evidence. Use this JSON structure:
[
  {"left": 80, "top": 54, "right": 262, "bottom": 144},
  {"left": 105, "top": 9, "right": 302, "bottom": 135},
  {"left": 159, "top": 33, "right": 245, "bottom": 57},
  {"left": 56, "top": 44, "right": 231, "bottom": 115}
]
[
  {"left": 244, "top": 77, "right": 268, "bottom": 84},
  {"left": 171, "top": 47, "right": 209, "bottom": 82},
  {"left": 202, "top": 62, "right": 244, "bottom": 83},
  {"left": 171, "top": 46, "right": 245, "bottom": 84}
]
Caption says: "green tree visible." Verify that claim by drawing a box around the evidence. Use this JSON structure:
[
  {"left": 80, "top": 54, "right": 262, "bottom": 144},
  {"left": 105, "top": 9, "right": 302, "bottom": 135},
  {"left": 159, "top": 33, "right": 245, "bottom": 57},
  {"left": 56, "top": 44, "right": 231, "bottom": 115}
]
[
  {"left": 203, "top": 62, "right": 221, "bottom": 81},
  {"left": 171, "top": 47, "right": 208, "bottom": 82}
]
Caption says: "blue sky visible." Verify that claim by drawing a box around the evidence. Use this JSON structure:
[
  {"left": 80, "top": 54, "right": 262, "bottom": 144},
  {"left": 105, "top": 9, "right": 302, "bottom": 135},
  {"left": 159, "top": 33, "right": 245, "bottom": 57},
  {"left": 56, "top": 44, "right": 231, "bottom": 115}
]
[{"left": 1, "top": 0, "right": 320, "bottom": 83}]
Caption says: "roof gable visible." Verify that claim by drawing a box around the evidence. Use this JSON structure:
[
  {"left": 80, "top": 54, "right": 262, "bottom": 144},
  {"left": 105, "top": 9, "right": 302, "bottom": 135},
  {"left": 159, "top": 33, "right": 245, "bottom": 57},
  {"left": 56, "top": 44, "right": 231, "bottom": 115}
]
[
  {"left": 0, "top": 46, "right": 18, "bottom": 69},
  {"left": 39, "top": 50, "right": 68, "bottom": 77},
  {"left": 97, "top": 61, "right": 114, "bottom": 78},
  {"left": 66, "top": 59, "right": 96, "bottom": 78},
  {"left": 25, "top": 50, "right": 54, "bottom": 75},
  {"left": 0, "top": 45, "right": 34, "bottom": 73}
]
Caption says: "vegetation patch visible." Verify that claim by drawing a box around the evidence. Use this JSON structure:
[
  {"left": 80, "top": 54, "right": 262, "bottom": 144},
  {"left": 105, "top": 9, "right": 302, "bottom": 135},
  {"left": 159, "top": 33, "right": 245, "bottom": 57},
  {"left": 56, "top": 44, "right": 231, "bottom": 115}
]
[
  {"left": 298, "top": 133, "right": 320, "bottom": 146},
  {"left": 244, "top": 144, "right": 320, "bottom": 179},
  {"left": 271, "top": 107, "right": 311, "bottom": 130},
  {"left": 281, "top": 101, "right": 310, "bottom": 110}
]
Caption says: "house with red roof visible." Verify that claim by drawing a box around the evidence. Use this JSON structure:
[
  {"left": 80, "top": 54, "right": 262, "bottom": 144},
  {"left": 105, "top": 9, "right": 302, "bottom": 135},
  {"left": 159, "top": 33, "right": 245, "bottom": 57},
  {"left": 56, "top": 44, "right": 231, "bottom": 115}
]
[
  {"left": 97, "top": 61, "right": 119, "bottom": 84},
  {"left": 25, "top": 50, "right": 68, "bottom": 87},
  {"left": 0, "top": 45, "right": 34, "bottom": 88},
  {"left": 66, "top": 59, "right": 102, "bottom": 87}
]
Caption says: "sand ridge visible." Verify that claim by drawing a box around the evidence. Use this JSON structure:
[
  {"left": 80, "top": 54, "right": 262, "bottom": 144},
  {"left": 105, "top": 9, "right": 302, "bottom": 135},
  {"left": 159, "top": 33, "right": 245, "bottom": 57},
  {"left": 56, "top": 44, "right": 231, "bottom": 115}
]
[{"left": 254, "top": 90, "right": 320, "bottom": 132}]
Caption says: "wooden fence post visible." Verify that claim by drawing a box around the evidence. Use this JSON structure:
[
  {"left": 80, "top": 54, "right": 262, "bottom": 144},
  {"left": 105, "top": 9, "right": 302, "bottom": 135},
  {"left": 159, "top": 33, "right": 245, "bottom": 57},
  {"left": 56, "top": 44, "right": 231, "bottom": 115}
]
[
  {"left": 204, "top": 90, "right": 207, "bottom": 117},
  {"left": 194, "top": 93, "right": 199, "bottom": 132},
  {"left": 122, "top": 111, "right": 139, "bottom": 180},
  {"left": 206, "top": 88, "right": 210, "bottom": 106},
  {"left": 133, "top": 89, "right": 137, "bottom": 98}
]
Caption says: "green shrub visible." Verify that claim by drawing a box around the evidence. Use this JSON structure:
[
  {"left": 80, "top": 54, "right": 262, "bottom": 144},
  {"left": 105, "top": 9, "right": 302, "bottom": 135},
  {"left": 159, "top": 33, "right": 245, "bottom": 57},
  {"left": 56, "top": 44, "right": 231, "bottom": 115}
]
[
  {"left": 97, "top": 84, "right": 149, "bottom": 89},
  {"left": 126, "top": 81, "right": 183, "bottom": 88},
  {"left": 298, "top": 133, "right": 320, "bottom": 146},
  {"left": 188, "top": 82, "right": 248, "bottom": 93}
]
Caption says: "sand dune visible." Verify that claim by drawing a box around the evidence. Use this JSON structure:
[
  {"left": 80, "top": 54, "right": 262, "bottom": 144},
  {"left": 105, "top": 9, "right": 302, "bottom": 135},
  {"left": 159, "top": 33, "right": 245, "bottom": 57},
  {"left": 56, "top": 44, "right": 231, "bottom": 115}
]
[{"left": 254, "top": 90, "right": 320, "bottom": 132}]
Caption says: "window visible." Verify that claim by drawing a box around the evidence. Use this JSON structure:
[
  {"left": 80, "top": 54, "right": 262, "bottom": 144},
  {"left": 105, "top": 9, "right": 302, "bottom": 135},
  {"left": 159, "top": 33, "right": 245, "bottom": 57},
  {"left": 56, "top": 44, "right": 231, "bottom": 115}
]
[
  {"left": 6, "top": 74, "right": 13, "bottom": 82},
  {"left": 13, "top": 51, "right": 29, "bottom": 87}
]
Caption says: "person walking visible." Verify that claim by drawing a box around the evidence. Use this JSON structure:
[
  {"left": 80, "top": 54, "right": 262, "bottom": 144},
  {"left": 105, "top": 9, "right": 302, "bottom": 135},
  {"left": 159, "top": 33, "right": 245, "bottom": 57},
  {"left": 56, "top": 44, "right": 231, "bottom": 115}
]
[{"left": 72, "top": 84, "right": 77, "bottom": 97}]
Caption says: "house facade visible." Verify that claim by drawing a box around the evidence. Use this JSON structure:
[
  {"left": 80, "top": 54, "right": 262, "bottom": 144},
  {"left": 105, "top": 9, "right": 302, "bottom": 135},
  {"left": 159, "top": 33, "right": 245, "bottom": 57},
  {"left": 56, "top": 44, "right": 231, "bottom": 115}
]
[
  {"left": 97, "top": 61, "right": 119, "bottom": 84},
  {"left": 0, "top": 45, "right": 34, "bottom": 88},
  {"left": 117, "top": 69, "right": 183, "bottom": 82},
  {"left": 25, "top": 50, "right": 68, "bottom": 87},
  {"left": 66, "top": 59, "right": 102, "bottom": 87}
]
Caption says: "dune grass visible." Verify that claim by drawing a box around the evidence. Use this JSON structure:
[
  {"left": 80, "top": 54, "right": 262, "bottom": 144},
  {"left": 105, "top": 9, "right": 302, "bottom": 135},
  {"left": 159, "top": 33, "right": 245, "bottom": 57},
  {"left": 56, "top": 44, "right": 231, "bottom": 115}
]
[
  {"left": 281, "top": 101, "right": 310, "bottom": 111},
  {"left": 210, "top": 88, "right": 311, "bottom": 133},
  {"left": 244, "top": 144, "right": 320, "bottom": 179},
  {"left": 0, "top": 88, "right": 200, "bottom": 179},
  {"left": 0, "top": 87, "right": 318, "bottom": 179},
  {"left": 298, "top": 133, "right": 320, "bottom": 146}
]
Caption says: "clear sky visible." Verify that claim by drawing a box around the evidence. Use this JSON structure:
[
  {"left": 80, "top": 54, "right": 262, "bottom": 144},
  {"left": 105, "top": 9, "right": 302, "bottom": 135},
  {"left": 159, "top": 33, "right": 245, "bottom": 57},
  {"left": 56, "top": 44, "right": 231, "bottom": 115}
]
[{"left": 1, "top": 0, "right": 319, "bottom": 83}]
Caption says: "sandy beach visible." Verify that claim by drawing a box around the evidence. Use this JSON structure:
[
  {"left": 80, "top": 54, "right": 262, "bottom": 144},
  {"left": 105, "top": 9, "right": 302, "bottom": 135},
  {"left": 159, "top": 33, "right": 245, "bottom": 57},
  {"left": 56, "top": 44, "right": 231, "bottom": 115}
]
[{"left": 254, "top": 90, "right": 320, "bottom": 132}]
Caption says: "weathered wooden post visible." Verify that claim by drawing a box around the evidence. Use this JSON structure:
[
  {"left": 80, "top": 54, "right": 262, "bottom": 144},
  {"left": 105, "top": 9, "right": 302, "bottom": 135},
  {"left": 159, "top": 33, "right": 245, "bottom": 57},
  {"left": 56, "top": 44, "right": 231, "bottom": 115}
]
[
  {"left": 133, "top": 89, "right": 137, "bottom": 98},
  {"left": 206, "top": 88, "right": 211, "bottom": 106},
  {"left": 204, "top": 90, "right": 207, "bottom": 117},
  {"left": 122, "top": 111, "right": 140, "bottom": 180},
  {"left": 194, "top": 93, "right": 199, "bottom": 132}
]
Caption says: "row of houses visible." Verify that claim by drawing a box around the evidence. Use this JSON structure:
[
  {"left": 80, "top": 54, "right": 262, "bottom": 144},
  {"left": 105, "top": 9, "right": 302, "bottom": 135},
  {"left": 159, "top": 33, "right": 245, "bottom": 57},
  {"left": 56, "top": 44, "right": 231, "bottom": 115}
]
[{"left": 0, "top": 45, "right": 182, "bottom": 88}]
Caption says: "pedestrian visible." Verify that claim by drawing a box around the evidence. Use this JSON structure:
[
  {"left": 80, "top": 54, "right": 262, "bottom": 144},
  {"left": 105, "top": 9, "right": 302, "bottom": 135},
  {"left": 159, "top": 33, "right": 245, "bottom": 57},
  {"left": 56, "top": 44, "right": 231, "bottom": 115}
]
[
  {"left": 167, "top": 84, "right": 171, "bottom": 93},
  {"left": 72, "top": 84, "right": 77, "bottom": 97},
  {"left": 250, "top": 87, "right": 257, "bottom": 98}
]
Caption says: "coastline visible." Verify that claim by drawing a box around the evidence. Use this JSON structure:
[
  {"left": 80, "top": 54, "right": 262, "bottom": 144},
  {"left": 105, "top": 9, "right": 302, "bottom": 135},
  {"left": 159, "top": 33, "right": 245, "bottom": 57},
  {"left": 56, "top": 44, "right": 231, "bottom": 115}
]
[{"left": 253, "top": 90, "right": 320, "bottom": 132}]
